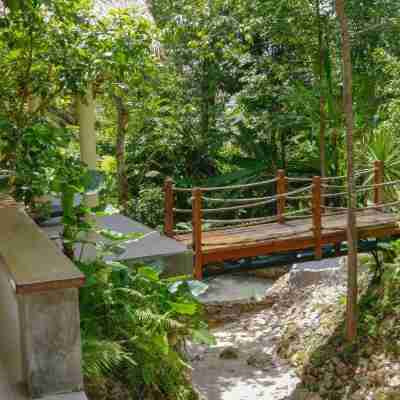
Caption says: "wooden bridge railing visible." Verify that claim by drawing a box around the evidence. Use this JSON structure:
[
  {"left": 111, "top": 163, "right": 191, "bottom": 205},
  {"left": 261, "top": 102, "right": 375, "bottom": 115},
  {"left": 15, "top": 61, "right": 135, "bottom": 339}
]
[
  {"left": 164, "top": 177, "right": 175, "bottom": 237},
  {"left": 164, "top": 161, "right": 388, "bottom": 279},
  {"left": 374, "top": 160, "right": 384, "bottom": 207}
]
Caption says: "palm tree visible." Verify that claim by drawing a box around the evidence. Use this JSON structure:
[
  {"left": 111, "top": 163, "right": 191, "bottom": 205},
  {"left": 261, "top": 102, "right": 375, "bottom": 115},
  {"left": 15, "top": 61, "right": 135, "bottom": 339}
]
[{"left": 335, "top": 0, "right": 358, "bottom": 342}]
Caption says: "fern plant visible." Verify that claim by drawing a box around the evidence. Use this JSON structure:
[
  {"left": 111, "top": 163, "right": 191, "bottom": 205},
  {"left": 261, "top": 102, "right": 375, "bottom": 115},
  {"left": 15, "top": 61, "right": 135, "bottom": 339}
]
[{"left": 78, "top": 256, "right": 213, "bottom": 400}]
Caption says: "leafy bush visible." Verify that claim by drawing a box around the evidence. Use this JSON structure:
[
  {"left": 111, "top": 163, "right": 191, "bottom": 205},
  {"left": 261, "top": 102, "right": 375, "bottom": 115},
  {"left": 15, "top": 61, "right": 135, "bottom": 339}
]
[
  {"left": 98, "top": 156, "right": 119, "bottom": 209},
  {"left": 2, "top": 120, "right": 73, "bottom": 204},
  {"left": 127, "top": 186, "right": 165, "bottom": 229},
  {"left": 359, "top": 241, "right": 400, "bottom": 343},
  {"left": 79, "top": 256, "right": 213, "bottom": 400}
]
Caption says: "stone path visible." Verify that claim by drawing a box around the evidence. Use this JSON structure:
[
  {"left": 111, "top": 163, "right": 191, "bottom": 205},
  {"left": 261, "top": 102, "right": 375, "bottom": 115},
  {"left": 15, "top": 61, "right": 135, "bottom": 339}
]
[
  {"left": 190, "top": 307, "right": 300, "bottom": 400},
  {"left": 190, "top": 258, "right": 343, "bottom": 400},
  {"left": 198, "top": 275, "right": 274, "bottom": 304}
]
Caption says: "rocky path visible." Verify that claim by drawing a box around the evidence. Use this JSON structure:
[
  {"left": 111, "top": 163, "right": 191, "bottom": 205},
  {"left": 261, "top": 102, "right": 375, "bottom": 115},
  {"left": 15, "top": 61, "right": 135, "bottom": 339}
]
[
  {"left": 190, "top": 258, "right": 344, "bottom": 400},
  {"left": 190, "top": 307, "right": 300, "bottom": 400}
]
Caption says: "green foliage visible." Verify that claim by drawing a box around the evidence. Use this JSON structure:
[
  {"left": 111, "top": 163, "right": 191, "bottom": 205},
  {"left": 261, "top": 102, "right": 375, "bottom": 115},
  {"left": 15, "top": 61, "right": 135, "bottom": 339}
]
[
  {"left": 359, "top": 241, "right": 400, "bottom": 342},
  {"left": 82, "top": 338, "right": 135, "bottom": 379},
  {"left": 358, "top": 129, "right": 400, "bottom": 201},
  {"left": 0, "top": 1, "right": 95, "bottom": 127},
  {"left": 127, "top": 186, "right": 165, "bottom": 228},
  {"left": 10, "top": 120, "right": 72, "bottom": 203},
  {"left": 4, "top": 0, "right": 400, "bottom": 398},
  {"left": 79, "top": 257, "right": 213, "bottom": 399}
]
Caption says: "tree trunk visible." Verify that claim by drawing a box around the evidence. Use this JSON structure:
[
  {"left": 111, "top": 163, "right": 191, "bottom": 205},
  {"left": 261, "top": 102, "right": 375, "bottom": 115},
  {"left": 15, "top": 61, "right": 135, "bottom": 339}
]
[
  {"left": 114, "top": 96, "right": 130, "bottom": 212},
  {"left": 280, "top": 129, "right": 287, "bottom": 170},
  {"left": 335, "top": 0, "right": 358, "bottom": 342},
  {"left": 200, "top": 60, "right": 210, "bottom": 149},
  {"left": 317, "top": 0, "right": 326, "bottom": 180},
  {"left": 200, "top": 59, "right": 217, "bottom": 155}
]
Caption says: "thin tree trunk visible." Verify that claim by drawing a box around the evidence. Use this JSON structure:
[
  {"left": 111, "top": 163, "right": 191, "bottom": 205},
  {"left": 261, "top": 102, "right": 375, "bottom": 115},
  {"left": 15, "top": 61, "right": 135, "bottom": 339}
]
[
  {"left": 332, "top": 127, "right": 339, "bottom": 175},
  {"left": 317, "top": 0, "right": 326, "bottom": 180},
  {"left": 201, "top": 64, "right": 217, "bottom": 146},
  {"left": 319, "top": 98, "right": 326, "bottom": 177},
  {"left": 336, "top": 0, "right": 358, "bottom": 342},
  {"left": 280, "top": 129, "right": 287, "bottom": 170},
  {"left": 114, "top": 95, "right": 130, "bottom": 212},
  {"left": 200, "top": 60, "right": 210, "bottom": 150}
]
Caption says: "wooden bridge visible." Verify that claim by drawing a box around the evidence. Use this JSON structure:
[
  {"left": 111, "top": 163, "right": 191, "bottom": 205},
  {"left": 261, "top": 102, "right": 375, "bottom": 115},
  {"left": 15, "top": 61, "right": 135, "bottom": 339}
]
[{"left": 164, "top": 161, "right": 400, "bottom": 279}]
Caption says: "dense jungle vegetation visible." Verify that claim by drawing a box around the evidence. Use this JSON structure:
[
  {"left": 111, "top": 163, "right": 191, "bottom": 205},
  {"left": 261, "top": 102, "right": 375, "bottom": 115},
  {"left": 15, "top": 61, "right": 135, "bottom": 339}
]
[
  {"left": 1, "top": 0, "right": 400, "bottom": 399},
  {"left": 3, "top": 0, "right": 400, "bottom": 226}
]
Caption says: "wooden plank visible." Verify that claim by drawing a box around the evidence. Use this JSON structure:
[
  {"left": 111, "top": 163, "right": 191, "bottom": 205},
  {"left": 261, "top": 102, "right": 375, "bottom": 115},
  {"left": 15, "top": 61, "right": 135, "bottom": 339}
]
[
  {"left": 0, "top": 208, "right": 85, "bottom": 294},
  {"left": 192, "top": 188, "right": 203, "bottom": 280},
  {"left": 203, "top": 224, "right": 400, "bottom": 265},
  {"left": 164, "top": 177, "right": 175, "bottom": 237},
  {"left": 207, "top": 221, "right": 397, "bottom": 253},
  {"left": 203, "top": 237, "right": 318, "bottom": 264},
  {"left": 175, "top": 210, "right": 398, "bottom": 248}
]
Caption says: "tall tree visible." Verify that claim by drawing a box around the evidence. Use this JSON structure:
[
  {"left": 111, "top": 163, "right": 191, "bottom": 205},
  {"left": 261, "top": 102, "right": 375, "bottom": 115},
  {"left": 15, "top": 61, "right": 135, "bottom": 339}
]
[
  {"left": 316, "top": 0, "right": 326, "bottom": 180},
  {"left": 335, "top": 0, "right": 358, "bottom": 342},
  {"left": 113, "top": 95, "right": 130, "bottom": 211}
]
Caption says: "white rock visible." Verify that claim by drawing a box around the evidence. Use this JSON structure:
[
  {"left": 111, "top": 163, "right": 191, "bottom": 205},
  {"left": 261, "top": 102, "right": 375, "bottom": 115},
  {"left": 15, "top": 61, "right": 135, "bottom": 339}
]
[
  {"left": 289, "top": 258, "right": 345, "bottom": 289},
  {"left": 388, "top": 374, "right": 400, "bottom": 388}
]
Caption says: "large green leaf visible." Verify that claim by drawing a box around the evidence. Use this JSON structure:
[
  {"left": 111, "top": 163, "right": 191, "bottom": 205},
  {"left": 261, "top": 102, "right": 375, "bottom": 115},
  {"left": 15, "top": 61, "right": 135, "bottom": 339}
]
[{"left": 168, "top": 301, "right": 198, "bottom": 315}]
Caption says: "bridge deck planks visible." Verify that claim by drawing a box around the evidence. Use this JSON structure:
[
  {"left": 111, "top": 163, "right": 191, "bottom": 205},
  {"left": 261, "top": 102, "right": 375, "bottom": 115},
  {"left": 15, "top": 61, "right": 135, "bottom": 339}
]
[{"left": 174, "top": 210, "right": 399, "bottom": 265}]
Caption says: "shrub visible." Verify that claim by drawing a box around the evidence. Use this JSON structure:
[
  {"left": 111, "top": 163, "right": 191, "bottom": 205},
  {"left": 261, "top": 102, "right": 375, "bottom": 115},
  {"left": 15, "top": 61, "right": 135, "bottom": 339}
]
[
  {"left": 78, "top": 256, "right": 213, "bottom": 400},
  {"left": 127, "top": 185, "right": 165, "bottom": 229}
]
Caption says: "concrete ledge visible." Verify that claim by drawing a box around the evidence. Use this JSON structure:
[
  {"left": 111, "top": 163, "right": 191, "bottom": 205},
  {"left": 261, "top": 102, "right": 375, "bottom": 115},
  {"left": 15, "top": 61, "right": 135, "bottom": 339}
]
[
  {"left": 42, "top": 214, "right": 194, "bottom": 277},
  {"left": 0, "top": 208, "right": 86, "bottom": 398},
  {"left": 0, "top": 208, "right": 85, "bottom": 294}
]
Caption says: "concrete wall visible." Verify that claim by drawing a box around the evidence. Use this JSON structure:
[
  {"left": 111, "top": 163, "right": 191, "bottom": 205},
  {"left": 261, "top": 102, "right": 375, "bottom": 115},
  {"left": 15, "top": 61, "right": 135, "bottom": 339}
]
[
  {"left": 0, "top": 208, "right": 87, "bottom": 400},
  {"left": 18, "top": 289, "right": 84, "bottom": 398},
  {"left": 0, "top": 258, "right": 24, "bottom": 399}
]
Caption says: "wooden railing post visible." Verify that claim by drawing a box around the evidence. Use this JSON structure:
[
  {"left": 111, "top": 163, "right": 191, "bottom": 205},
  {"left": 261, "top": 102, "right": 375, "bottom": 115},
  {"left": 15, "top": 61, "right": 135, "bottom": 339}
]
[
  {"left": 277, "top": 169, "right": 287, "bottom": 224},
  {"left": 312, "top": 176, "right": 322, "bottom": 259},
  {"left": 192, "top": 188, "right": 203, "bottom": 280},
  {"left": 374, "top": 160, "right": 384, "bottom": 207},
  {"left": 164, "top": 177, "right": 174, "bottom": 237}
]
